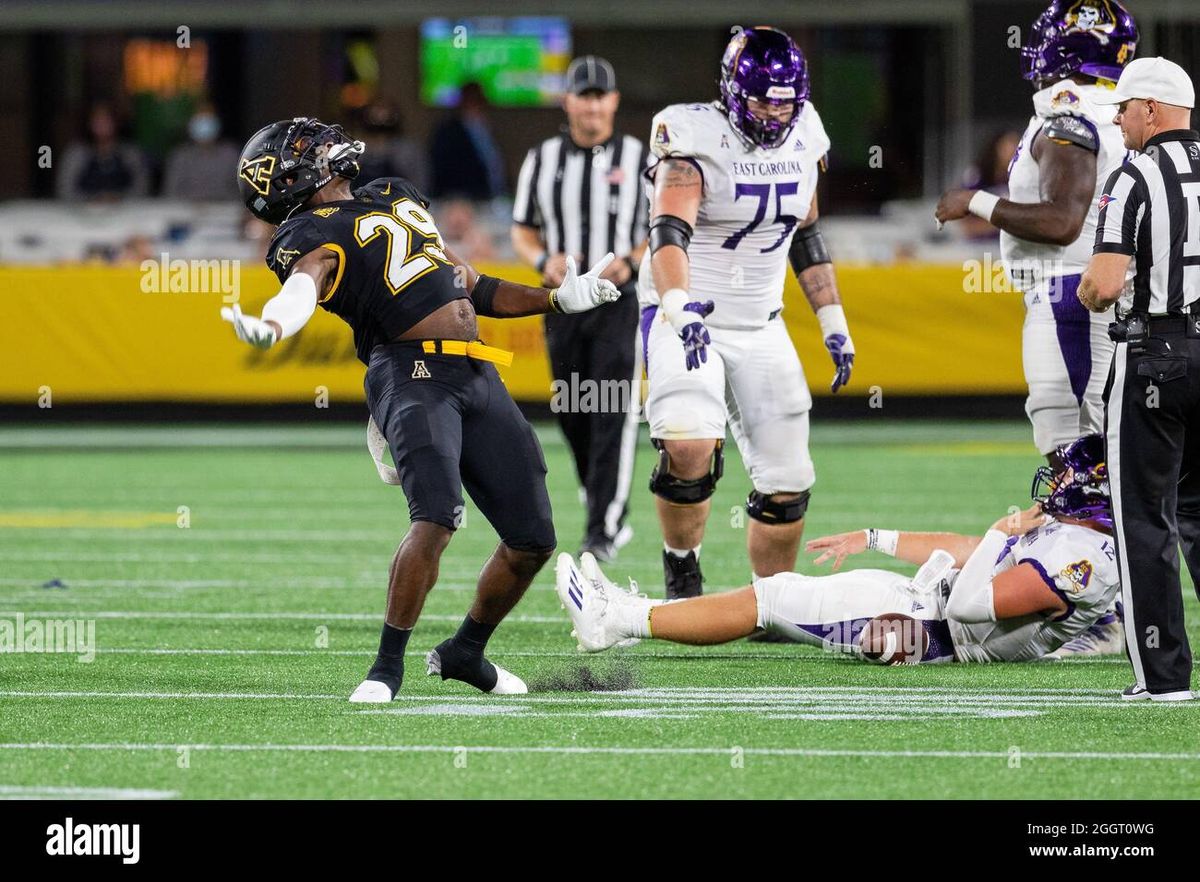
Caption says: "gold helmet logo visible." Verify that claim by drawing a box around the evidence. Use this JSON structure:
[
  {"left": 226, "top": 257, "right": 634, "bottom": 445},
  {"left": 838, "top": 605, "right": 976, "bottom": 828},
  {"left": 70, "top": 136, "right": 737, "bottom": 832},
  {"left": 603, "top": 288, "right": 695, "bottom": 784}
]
[{"left": 239, "top": 154, "right": 276, "bottom": 196}]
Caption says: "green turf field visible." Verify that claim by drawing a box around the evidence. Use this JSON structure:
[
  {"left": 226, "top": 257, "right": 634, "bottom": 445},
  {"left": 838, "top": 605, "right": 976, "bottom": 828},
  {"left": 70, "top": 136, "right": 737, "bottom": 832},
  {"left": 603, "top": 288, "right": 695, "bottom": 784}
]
[{"left": 1, "top": 419, "right": 1197, "bottom": 799}]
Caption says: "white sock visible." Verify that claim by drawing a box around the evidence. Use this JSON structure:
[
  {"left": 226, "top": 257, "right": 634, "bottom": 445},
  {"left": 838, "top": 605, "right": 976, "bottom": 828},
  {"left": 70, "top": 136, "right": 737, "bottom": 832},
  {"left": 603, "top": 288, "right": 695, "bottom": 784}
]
[
  {"left": 615, "top": 597, "right": 655, "bottom": 639},
  {"left": 664, "top": 543, "right": 700, "bottom": 559}
]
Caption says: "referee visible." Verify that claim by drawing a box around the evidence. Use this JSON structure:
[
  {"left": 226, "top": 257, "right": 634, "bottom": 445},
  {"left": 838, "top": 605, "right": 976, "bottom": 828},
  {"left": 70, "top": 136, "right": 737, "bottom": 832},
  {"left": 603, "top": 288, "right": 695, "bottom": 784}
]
[
  {"left": 1079, "top": 57, "right": 1200, "bottom": 701},
  {"left": 512, "top": 55, "right": 649, "bottom": 561}
]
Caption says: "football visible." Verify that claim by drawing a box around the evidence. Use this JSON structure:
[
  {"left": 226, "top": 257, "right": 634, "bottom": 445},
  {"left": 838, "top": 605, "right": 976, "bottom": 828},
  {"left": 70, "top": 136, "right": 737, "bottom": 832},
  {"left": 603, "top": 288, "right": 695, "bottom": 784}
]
[{"left": 859, "top": 613, "right": 929, "bottom": 665}]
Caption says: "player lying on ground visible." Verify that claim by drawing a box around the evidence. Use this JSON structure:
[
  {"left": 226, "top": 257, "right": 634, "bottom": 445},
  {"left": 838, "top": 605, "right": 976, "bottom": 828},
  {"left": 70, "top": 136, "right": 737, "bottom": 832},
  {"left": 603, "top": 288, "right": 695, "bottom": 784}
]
[
  {"left": 225, "top": 118, "right": 620, "bottom": 702},
  {"left": 556, "top": 434, "right": 1118, "bottom": 664}
]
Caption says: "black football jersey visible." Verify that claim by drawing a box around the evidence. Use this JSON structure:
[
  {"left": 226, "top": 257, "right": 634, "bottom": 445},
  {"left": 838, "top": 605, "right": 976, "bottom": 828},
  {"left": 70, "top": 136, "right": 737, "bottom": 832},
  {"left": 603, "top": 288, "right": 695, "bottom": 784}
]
[{"left": 266, "top": 178, "right": 466, "bottom": 364}]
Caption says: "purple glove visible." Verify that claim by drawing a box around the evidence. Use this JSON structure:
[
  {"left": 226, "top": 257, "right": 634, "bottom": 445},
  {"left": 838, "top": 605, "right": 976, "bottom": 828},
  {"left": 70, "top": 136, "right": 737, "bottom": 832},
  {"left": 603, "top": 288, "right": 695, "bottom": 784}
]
[
  {"left": 825, "top": 333, "right": 855, "bottom": 393},
  {"left": 679, "top": 300, "right": 715, "bottom": 371}
]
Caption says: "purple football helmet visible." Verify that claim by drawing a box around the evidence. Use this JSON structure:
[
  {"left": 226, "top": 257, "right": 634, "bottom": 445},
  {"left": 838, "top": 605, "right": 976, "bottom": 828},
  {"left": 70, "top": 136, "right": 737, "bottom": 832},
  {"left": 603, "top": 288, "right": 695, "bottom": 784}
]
[
  {"left": 1032, "top": 433, "right": 1112, "bottom": 529},
  {"left": 1020, "top": 1, "right": 1138, "bottom": 86},
  {"left": 719, "top": 26, "right": 809, "bottom": 149}
]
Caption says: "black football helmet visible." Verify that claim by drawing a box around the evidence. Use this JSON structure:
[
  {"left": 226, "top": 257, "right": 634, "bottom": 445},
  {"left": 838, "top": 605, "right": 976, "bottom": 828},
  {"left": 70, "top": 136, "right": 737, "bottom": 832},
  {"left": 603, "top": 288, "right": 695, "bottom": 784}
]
[{"left": 237, "top": 117, "right": 365, "bottom": 224}]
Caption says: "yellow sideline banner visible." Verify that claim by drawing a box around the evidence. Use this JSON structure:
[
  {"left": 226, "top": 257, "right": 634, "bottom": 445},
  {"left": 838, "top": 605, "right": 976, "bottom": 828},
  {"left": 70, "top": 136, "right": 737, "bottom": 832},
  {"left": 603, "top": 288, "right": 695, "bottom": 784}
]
[{"left": 2, "top": 263, "right": 1026, "bottom": 405}]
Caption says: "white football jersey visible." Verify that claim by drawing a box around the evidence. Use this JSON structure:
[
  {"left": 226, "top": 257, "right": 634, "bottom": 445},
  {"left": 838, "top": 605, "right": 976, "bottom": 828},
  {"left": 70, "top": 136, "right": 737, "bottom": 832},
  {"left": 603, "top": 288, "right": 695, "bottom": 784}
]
[
  {"left": 948, "top": 520, "right": 1119, "bottom": 663},
  {"left": 1002, "top": 81, "right": 1131, "bottom": 298},
  {"left": 638, "top": 100, "right": 831, "bottom": 329}
]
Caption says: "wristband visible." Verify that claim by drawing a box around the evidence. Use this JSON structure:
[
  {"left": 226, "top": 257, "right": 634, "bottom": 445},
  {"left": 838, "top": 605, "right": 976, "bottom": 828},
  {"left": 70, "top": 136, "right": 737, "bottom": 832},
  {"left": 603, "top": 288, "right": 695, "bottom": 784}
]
[
  {"left": 536, "top": 253, "right": 549, "bottom": 274},
  {"left": 967, "top": 190, "right": 1000, "bottom": 223},
  {"left": 816, "top": 303, "right": 850, "bottom": 340},
  {"left": 659, "top": 288, "right": 692, "bottom": 333},
  {"left": 865, "top": 528, "right": 900, "bottom": 557}
]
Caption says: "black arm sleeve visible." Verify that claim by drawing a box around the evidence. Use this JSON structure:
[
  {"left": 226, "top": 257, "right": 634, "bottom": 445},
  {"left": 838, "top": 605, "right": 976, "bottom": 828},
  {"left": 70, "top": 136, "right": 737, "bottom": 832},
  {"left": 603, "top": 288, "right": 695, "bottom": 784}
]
[
  {"left": 788, "top": 223, "right": 832, "bottom": 275},
  {"left": 470, "top": 275, "right": 503, "bottom": 317}
]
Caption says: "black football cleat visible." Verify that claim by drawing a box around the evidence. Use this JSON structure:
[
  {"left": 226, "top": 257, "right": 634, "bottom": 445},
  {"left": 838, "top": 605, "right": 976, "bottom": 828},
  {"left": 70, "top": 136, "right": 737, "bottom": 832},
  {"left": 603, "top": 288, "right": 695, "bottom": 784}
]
[
  {"left": 663, "top": 549, "right": 703, "bottom": 600},
  {"left": 425, "top": 638, "right": 527, "bottom": 694}
]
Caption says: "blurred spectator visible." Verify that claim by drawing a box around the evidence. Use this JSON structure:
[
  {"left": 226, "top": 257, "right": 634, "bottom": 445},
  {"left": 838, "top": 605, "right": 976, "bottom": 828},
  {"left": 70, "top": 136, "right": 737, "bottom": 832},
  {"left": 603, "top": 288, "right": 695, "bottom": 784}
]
[
  {"left": 353, "top": 101, "right": 431, "bottom": 194},
  {"left": 115, "top": 234, "right": 155, "bottom": 264},
  {"left": 429, "top": 82, "right": 506, "bottom": 201},
  {"left": 241, "top": 214, "right": 275, "bottom": 264},
  {"left": 162, "top": 103, "right": 240, "bottom": 200},
  {"left": 959, "top": 129, "right": 1021, "bottom": 241},
  {"left": 435, "top": 198, "right": 496, "bottom": 263},
  {"left": 57, "top": 102, "right": 150, "bottom": 201}
]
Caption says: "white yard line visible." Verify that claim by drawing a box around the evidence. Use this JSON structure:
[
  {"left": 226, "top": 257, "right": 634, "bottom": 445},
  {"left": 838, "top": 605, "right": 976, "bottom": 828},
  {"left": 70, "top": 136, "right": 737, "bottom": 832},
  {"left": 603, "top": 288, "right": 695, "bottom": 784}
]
[
  {"left": 0, "top": 577, "right": 529, "bottom": 592},
  {"left": 0, "top": 687, "right": 1137, "bottom": 704},
  {"left": 0, "top": 785, "right": 177, "bottom": 800},
  {"left": 0, "top": 610, "right": 563, "bottom": 623},
  {"left": 0, "top": 743, "right": 1194, "bottom": 760}
]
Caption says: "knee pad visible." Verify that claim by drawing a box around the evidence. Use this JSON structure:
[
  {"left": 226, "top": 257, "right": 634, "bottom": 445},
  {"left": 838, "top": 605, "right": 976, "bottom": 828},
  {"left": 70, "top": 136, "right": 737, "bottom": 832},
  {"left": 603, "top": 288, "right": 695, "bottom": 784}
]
[
  {"left": 746, "top": 489, "right": 810, "bottom": 524},
  {"left": 648, "top": 439, "right": 724, "bottom": 504}
]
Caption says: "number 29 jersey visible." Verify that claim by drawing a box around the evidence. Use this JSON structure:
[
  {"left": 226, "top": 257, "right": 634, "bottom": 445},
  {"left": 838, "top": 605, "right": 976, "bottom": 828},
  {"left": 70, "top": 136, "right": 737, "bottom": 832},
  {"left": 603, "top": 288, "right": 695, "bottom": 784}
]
[
  {"left": 265, "top": 177, "right": 462, "bottom": 365},
  {"left": 638, "top": 100, "right": 831, "bottom": 330}
]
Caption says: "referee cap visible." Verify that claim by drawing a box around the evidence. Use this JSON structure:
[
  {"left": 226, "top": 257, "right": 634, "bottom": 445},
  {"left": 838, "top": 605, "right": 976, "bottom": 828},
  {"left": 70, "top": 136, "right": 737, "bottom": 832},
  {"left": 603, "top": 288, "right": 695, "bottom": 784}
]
[
  {"left": 566, "top": 56, "right": 617, "bottom": 95},
  {"left": 1097, "top": 56, "right": 1195, "bottom": 109}
]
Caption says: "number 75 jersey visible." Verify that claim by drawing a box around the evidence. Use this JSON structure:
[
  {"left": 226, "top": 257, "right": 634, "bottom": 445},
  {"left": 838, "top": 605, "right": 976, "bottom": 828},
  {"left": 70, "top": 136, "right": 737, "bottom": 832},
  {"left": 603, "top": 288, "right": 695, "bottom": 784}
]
[
  {"left": 639, "top": 100, "right": 831, "bottom": 329},
  {"left": 266, "top": 177, "right": 460, "bottom": 365}
]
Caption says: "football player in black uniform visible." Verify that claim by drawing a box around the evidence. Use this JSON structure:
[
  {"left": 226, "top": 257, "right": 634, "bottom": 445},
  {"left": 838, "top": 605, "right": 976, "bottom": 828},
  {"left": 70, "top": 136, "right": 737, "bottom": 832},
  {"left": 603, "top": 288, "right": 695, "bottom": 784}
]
[{"left": 226, "top": 118, "right": 620, "bottom": 702}]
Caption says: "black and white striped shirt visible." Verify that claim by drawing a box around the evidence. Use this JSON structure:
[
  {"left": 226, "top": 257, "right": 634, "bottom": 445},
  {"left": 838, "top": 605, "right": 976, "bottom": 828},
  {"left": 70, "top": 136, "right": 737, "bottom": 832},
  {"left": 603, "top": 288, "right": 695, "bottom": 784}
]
[
  {"left": 1094, "top": 129, "right": 1200, "bottom": 314},
  {"left": 512, "top": 132, "right": 649, "bottom": 270}
]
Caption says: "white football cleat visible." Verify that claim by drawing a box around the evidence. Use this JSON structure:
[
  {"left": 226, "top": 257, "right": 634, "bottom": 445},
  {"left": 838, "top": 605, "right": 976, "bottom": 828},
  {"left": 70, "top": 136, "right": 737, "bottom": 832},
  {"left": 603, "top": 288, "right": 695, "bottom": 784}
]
[
  {"left": 349, "top": 679, "right": 395, "bottom": 703},
  {"left": 555, "top": 552, "right": 627, "bottom": 653},
  {"left": 579, "top": 551, "right": 647, "bottom": 647},
  {"left": 489, "top": 664, "right": 529, "bottom": 695}
]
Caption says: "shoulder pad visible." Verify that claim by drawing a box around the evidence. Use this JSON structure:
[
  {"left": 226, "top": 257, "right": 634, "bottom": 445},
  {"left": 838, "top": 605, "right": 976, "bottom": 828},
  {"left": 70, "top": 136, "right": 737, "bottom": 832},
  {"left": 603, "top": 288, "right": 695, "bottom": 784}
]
[
  {"left": 650, "top": 104, "right": 707, "bottom": 160},
  {"left": 266, "top": 216, "right": 327, "bottom": 282},
  {"left": 360, "top": 176, "right": 429, "bottom": 208},
  {"left": 1041, "top": 114, "right": 1099, "bottom": 152}
]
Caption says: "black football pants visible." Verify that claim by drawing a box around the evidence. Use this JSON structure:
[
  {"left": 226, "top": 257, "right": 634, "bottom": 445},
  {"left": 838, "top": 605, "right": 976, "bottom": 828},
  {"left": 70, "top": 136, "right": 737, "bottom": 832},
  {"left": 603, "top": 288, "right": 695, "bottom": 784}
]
[{"left": 542, "top": 290, "right": 640, "bottom": 547}]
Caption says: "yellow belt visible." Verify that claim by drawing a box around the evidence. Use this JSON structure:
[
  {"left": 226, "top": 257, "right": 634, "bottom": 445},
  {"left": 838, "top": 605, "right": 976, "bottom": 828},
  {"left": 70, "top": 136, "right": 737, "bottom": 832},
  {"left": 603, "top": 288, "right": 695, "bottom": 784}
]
[{"left": 420, "top": 339, "right": 514, "bottom": 367}]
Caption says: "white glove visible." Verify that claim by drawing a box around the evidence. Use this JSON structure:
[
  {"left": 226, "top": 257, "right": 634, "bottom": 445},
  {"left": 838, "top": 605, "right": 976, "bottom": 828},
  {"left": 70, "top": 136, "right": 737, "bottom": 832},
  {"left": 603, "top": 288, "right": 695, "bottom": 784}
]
[
  {"left": 220, "top": 304, "right": 278, "bottom": 349},
  {"left": 551, "top": 253, "right": 621, "bottom": 314}
]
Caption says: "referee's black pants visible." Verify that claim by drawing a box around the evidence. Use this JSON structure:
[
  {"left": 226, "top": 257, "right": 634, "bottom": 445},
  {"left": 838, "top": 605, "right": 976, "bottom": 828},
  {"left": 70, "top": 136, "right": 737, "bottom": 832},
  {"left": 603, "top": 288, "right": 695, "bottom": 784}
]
[
  {"left": 1104, "top": 326, "right": 1200, "bottom": 695},
  {"left": 543, "top": 288, "right": 640, "bottom": 548}
]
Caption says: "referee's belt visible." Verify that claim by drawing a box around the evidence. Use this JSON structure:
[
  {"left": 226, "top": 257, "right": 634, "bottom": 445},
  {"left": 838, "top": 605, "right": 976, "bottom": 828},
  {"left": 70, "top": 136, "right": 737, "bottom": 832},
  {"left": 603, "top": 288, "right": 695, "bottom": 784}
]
[
  {"left": 1110, "top": 306, "right": 1200, "bottom": 342},
  {"left": 420, "top": 339, "right": 514, "bottom": 367}
]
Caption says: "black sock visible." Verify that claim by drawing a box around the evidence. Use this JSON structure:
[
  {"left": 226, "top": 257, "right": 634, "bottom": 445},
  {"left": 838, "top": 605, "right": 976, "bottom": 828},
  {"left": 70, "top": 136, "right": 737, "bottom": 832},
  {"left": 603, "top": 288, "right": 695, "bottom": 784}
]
[
  {"left": 366, "top": 623, "right": 411, "bottom": 695},
  {"left": 430, "top": 630, "right": 498, "bottom": 693},
  {"left": 453, "top": 614, "right": 497, "bottom": 654}
]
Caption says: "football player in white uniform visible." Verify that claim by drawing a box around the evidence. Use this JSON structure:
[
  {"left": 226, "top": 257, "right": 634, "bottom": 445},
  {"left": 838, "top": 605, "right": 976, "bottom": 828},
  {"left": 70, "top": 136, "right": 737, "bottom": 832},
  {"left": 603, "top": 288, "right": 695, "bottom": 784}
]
[
  {"left": 936, "top": 1, "right": 1136, "bottom": 657},
  {"left": 556, "top": 435, "right": 1118, "bottom": 665},
  {"left": 937, "top": 0, "right": 1137, "bottom": 465},
  {"left": 640, "top": 26, "right": 855, "bottom": 600}
]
